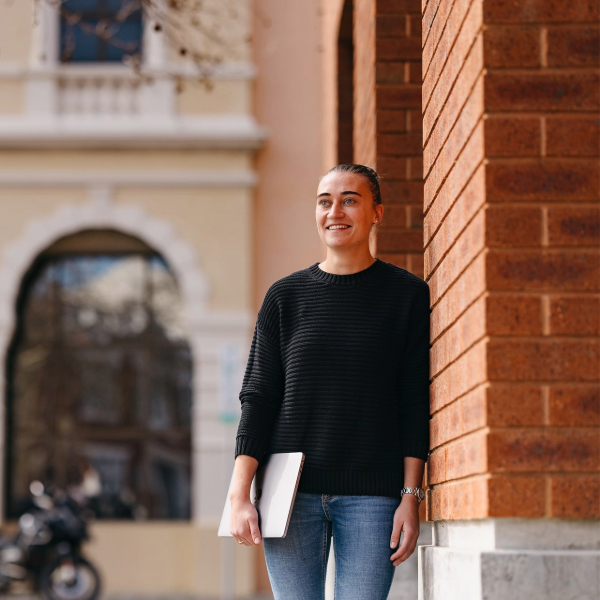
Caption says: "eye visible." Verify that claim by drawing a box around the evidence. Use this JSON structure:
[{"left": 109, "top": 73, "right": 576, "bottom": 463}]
[
  {"left": 318, "top": 199, "right": 329, "bottom": 206},
  {"left": 343, "top": 197, "right": 355, "bottom": 204}
]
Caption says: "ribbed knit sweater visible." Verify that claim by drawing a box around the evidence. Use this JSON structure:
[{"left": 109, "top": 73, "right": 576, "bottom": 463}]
[{"left": 234, "top": 257, "right": 431, "bottom": 498}]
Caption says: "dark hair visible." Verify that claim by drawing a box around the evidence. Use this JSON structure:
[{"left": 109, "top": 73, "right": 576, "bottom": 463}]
[{"left": 322, "top": 163, "right": 382, "bottom": 205}]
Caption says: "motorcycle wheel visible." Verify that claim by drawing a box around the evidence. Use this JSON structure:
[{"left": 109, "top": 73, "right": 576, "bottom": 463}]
[{"left": 39, "top": 556, "right": 101, "bottom": 600}]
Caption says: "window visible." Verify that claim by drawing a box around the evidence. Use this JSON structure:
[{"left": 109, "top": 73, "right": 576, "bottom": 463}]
[
  {"left": 6, "top": 231, "right": 192, "bottom": 520},
  {"left": 60, "top": 0, "right": 143, "bottom": 63}
]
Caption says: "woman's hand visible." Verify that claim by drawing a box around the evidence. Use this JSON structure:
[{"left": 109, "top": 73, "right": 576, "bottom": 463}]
[
  {"left": 389, "top": 494, "right": 420, "bottom": 566},
  {"left": 230, "top": 497, "right": 262, "bottom": 546}
]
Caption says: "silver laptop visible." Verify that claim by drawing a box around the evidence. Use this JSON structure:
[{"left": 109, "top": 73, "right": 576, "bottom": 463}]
[{"left": 218, "top": 452, "right": 305, "bottom": 538}]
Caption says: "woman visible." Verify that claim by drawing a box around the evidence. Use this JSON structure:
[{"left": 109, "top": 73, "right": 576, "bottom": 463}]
[{"left": 228, "top": 164, "right": 431, "bottom": 600}]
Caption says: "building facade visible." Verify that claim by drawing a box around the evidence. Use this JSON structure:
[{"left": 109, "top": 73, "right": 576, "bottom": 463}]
[
  {"left": 318, "top": 0, "right": 599, "bottom": 598},
  {"left": 0, "top": 0, "right": 598, "bottom": 599}
]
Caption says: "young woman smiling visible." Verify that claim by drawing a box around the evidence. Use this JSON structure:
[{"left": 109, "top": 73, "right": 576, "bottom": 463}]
[{"left": 228, "top": 164, "right": 431, "bottom": 600}]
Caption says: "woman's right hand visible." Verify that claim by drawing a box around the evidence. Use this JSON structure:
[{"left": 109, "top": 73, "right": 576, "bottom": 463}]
[{"left": 230, "top": 497, "right": 262, "bottom": 546}]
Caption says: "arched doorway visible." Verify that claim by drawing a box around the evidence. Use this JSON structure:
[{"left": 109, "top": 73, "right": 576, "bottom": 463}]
[{"left": 5, "top": 229, "right": 193, "bottom": 521}]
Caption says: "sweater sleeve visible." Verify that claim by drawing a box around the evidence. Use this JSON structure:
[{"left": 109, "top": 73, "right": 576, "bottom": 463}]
[
  {"left": 234, "top": 293, "right": 284, "bottom": 465},
  {"left": 398, "top": 281, "right": 432, "bottom": 462}
]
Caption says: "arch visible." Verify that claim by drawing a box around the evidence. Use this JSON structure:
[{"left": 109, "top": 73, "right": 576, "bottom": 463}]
[
  {"left": 0, "top": 201, "right": 216, "bottom": 521},
  {"left": 0, "top": 201, "right": 210, "bottom": 347}
]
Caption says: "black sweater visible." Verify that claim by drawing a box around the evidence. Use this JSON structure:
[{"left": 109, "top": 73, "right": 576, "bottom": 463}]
[{"left": 234, "top": 257, "right": 431, "bottom": 498}]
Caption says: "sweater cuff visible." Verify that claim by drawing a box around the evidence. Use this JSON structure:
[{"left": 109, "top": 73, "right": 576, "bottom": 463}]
[
  {"left": 401, "top": 438, "right": 430, "bottom": 462},
  {"left": 235, "top": 435, "right": 268, "bottom": 463}
]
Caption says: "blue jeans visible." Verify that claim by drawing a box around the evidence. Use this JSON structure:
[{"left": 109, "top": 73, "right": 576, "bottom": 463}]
[{"left": 263, "top": 491, "right": 401, "bottom": 600}]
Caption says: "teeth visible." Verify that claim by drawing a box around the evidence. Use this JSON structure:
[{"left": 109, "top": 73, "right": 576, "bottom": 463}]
[{"left": 328, "top": 225, "right": 349, "bottom": 230}]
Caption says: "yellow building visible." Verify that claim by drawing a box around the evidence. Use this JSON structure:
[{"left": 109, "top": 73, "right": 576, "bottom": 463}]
[{"left": 0, "top": 1, "right": 286, "bottom": 597}]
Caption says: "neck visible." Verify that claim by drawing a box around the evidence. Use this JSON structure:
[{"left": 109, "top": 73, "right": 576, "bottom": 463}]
[{"left": 319, "top": 247, "right": 376, "bottom": 275}]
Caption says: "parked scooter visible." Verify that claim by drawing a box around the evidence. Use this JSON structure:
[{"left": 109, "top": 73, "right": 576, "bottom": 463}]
[{"left": 0, "top": 480, "right": 101, "bottom": 600}]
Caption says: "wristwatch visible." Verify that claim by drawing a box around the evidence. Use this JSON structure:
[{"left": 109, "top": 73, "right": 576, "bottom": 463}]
[{"left": 400, "top": 486, "right": 425, "bottom": 503}]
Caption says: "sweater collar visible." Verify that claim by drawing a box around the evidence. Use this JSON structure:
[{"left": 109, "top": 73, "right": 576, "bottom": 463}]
[{"left": 307, "top": 257, "right": 384, "bottom": 286}]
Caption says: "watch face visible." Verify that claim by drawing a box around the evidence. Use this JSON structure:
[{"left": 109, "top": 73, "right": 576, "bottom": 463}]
[{"left": 417, "top": 488, "right": 425, "bottom": 501}]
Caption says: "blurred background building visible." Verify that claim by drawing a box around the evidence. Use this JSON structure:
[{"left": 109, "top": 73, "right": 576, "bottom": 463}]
[{"left": 0, "top": 1, "right": 597, "bottom": 599}]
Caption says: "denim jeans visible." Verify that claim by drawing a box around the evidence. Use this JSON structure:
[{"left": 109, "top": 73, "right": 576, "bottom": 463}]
[{"left": 263, "top": 491, "right": 401, "bottom": 600}]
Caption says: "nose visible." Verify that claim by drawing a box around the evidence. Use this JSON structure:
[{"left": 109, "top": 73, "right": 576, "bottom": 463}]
[{"left": 328, "top": 200, "right": 344, "bottom": 219}]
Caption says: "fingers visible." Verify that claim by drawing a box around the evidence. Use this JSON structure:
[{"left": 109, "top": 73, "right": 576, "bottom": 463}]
[
  {"left": 390, "top": 520, "right": 402, "bottom": 549},
  {"left": 248, "top": 516, "right": 262, "bottom": 545},
  {"left": 231, "top": 517, "right": 261, "bottom": 546},
  {"left": 390, "top": 527, "right": 419, "bottom": 565}
]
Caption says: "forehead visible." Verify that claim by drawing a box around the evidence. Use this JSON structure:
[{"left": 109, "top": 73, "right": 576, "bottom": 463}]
[{"left": 317, "top": 171, "right": 371, "bottom": 196}]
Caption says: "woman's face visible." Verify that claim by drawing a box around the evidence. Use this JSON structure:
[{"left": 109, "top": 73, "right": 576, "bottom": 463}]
[{"left": 315, "top": 171, "right": 383, "bottom": 250}]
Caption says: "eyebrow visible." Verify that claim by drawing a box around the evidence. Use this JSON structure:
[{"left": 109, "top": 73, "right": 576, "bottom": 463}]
[{"left": 317, "top": 190, "right": 362, "bottom": 198}]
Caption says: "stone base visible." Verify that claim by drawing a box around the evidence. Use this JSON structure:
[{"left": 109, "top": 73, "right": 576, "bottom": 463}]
[{"left": 418, "top": 518, "right": 600, "bottom": 600}]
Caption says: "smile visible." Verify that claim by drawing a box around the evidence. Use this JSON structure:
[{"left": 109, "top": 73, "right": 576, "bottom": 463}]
[{"left": 327, "top": 225, "right": 351, "bottom": 230}]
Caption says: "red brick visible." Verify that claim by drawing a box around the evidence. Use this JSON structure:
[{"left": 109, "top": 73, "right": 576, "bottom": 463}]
[
  {"left": 376, "top": 253, "right": 408, "bottom": 268},
  {"left": 430, "top": 387, "right": 487, "bottom": 448},
  {"left": 377, "top": 84, "right": 422, "bottom": 108},
  {"left": 486, "top": 250, "right": 600, "bottom": 292},
  {"left": 430, "top": 254, "right": 486, "bottom": 340},
  {"left": 424, "top": 27, "right": 484, "bottom": 144},
  {"left": 425, "top": 162, "right": 485, "bottom": 253},
  {"left": 409, "top": 61, "right": 422, "bottom": 83},
  {"left": 484, "top": 117, "right": 540, "bottom": 156},
  {"left": 381, "top": 204, "right": 407, "bottom": 227},
  {"left": 547, "top": 25, "right": 600, "bottom": 67},
  {"left": 486, "top": 384, "right": 544, "bottom": 426},
  {"left": 377, "top": 109, "right": 407, "bottom": 132},
  {"left": 484, "top": 72, "right": 600, "bottom": 112},
  {"left": 377, "top": 0, "right": 421, "bottom": 15},
  {"left": 425, "top": 120, "right": 485, "bottom": 215},
  {"left": 423, "top": 0, "right": 473, "bottom": 79},
  {"left": 549, "top": 296, "right": 600, "bottom": 336},
  {"left": 488, "top": 428, "right": 600, "bottom": 472},
  {"left": 488, "top": 476, "right": 546, "bottom": 517},
  {"left": 410, "top": 252, "right": 424, "bottom": 278},
  {"left": 380, "top": 179, "right": 424, "bottom": 204},
  {"left": 409, "top": 205, "right": 424, "bottom": 228},
  {"left": 424, "top": 75, "right": 485, "bottom": 199},
  {"left": 378, "top": 131, "right": 423, "bottom": 155},
  {"left": 483, "top": 0, "right": 599, "bottom": 24},
  {"left": 430, "top": 338, "right": 488, "bottom": 411},
  {"left": 483, "top": 25, "right": 540, "bottom": 68},
  {"left": 431, "top": 298, "right": 486, "bottom": 377},
  {"left": 377, "top": 156, "right": 407, "bottom": 178},
  {"left": 377, "top": 227, "right": 424, "bottom": 252},
  {"left": 548, "top": 385, "right": 600, "bottom": 426},
  {"left": 376, "top": 62, "right": 406, "bottom": 84},
  {"left": 486, "top": 160, "right": 599, "bottom": 202},
  {"left": 485, "top": 205, "right": 543, "bottom": 247},
  {"left": 409, "top": 14, "right": 421, "bottom": 37},
  {"left": 428, "top": 478, "right": 489, "bottom": 521},
  {"left": 377, "top": 37, "right": 422, "bottom": 61},
  {"left": 550, "top": 475, "right": 600, "bottom": 518},
  {"left": 487, "top": 338, "right": 600, "bottom": 381},
  {"left": 427, "top": 210, "right": 485, "bottom": 302},
  {"left": 410, "top": 156, "right": 423, "bottom": 180},
  {"left": 485, "top": 295, "right": 543, "bottom": 335},
  {"left": 546, "top": 117, "right": 600, "bottom": 157},
  {"left": 376, "top": 15, "right": 407, "bottom": 38},
  {"left": 547, "top": 207, "right": 600, "bottom": 246}
]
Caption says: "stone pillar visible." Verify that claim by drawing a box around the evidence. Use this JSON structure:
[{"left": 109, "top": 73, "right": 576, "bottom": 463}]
[
  {"left": 420, "top": 0, "right": 599, "bottom": 597},
  {"left": 353, "top": 0, "right": 426, "bottom": 277}
]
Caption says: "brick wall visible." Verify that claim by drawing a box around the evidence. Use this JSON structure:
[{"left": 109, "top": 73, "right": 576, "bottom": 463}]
[
  {"left": 422, "top": 0, "right": 599, "bottom": 520},
  {"left": 353, "top": 0, "right": 425, "bottom": 277}
]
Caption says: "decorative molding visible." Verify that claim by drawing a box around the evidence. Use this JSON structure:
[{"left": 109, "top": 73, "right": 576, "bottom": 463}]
[
  {"left": 0, "top": 62, "right": 257, "bottom": 81},
  {"left": 0, "top": 170, "right": 258, "bottom": 187},
  {"left": 0, "top": 116, "right": 267, "bottom": 149},
  {"left": 0, "top": 200, "right": 252, "bottom": 523}
]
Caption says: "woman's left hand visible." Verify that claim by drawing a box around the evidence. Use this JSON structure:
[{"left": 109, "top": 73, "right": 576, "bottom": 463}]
[{"left": 389, "top": 495, "right": 420, "bottom": 566}]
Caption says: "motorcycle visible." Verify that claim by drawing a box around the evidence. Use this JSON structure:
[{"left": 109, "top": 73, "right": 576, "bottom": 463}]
[{"left": 0, "top": 480, "right": 101, "bottom": 600}]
